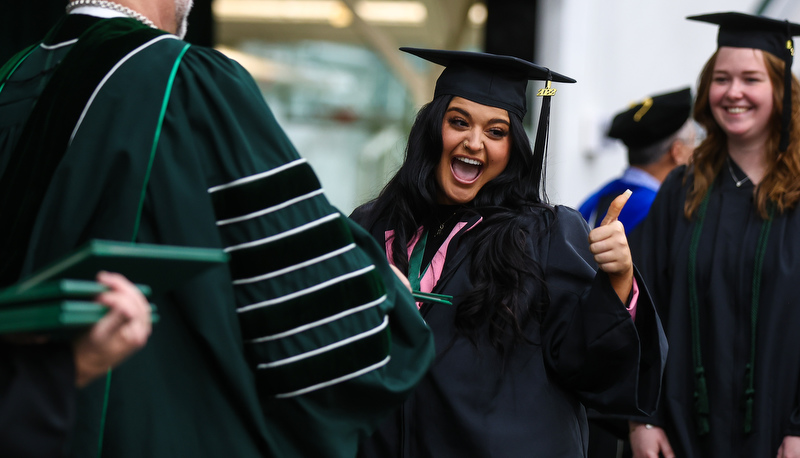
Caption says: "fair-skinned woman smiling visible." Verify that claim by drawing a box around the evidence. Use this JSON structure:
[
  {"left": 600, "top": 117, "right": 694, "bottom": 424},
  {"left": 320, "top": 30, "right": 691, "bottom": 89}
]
[
  {"left": 710, "top": 47, "right": 775, "bottom": 184},
  {"left": 352, "top": 48, "right": 666, "bottom": 458},
  {"left": 629, "top": 13, "right": 800, "bottom": 458}
]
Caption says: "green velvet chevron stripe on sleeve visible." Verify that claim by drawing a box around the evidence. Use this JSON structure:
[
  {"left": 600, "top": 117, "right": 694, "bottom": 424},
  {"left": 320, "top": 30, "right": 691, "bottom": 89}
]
[
  {"left": 255, "top": 315, "right": 391, "bottom": 398},
  {"left": 225, "top": 213, "right": 355, "bottom": 283},
  {"left": 237, "top": 264, "right": 386, "bottom": 341},
  {"left": 208, "top": 157, "right": 393, "bottom": 400},
  {"left": 209, "top": 158, "right": 322, "bottom": 225}
]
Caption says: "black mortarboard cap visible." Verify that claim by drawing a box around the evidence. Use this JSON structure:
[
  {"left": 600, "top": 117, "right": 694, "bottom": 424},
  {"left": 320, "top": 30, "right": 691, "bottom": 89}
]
[
  {"left": 688, "top": 12, "right": 800, "bottom": 61},
  {"left": 608, "top": 87, "right": 693, "bottom": 149},
  {"left": 400, "top": 47, "right": 576, "bottom": 182},
  {"left": 400, "top": 47, "right": 575, "bottom": 118},
  {"left": 688, "top": 12, "right": 800, "bottom": 151}
]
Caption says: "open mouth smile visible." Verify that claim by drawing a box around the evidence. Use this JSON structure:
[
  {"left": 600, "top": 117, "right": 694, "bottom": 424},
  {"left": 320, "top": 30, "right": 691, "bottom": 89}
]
[
  {"left": 451, "top": 156, "right": 483, "bottom": 183},
  {"left": 726, "top": 107, "right": 750, "bottom": 114}
]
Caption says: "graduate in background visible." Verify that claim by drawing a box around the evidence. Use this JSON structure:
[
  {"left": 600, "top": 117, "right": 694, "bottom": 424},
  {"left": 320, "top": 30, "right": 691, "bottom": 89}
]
[
  {"left": 582, "top": 88, "right": 695, "bottom": 458},
  {"left": 0, "top": 0, "right": 433, "bottom": 456},
  {"left": 579, "top": 87, "right": 696, "bottom": 234},
  {"left": 352, "top": 47, "right": 667, "bottom": 457},
  {"left": 629, "top": 12, "right": 800, "bottom": 458}
]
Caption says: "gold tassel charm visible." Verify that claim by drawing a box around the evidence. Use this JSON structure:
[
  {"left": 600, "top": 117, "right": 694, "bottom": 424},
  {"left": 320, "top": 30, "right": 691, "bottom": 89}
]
[{"left": 536, "top": 80, "right": 556, "bottom": 97}]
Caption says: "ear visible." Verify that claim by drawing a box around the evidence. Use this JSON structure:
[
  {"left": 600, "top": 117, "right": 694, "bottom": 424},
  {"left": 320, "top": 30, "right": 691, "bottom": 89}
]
[
  {"left": 668, "top": 140, "right": 691, "bottom": 166},
  {"left": 667, "top": 141, "right": 681, "bottom": 165}
]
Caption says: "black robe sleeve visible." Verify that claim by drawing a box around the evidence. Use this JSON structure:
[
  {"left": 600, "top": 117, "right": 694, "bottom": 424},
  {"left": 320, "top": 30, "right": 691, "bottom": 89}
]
[
  {"left": 541, "top": 206, "right": 667, "bottom": 417},
  {"left": 626, "top": 166, "right": 687, "bottom": 426}
]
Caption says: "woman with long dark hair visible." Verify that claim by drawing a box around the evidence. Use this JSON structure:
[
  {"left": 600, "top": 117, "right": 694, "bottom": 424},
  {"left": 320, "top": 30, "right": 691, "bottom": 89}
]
[
  {"left": 628, "top": 12, "right": 800, "bottom": 458},
  {"left": 352, "top": 48, "right": 666, "bottom": 458}
]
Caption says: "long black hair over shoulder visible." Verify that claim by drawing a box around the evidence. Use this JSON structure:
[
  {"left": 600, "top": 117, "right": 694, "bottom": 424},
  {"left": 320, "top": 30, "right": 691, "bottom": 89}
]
[{"left": 366, "top": 94, "right": 555, "bottom": 354}]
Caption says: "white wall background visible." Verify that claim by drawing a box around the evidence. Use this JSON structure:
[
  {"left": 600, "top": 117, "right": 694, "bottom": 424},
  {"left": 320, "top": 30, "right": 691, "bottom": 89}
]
[
  {"left": 266, "top": 1, "right": 800, "bottom": 215},
  {"left": 537, "top": 0, "right": 800, "bottom": 208}
]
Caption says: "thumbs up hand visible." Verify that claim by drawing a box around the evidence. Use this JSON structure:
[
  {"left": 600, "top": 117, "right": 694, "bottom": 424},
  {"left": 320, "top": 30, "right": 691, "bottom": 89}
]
[
  {"left": 588, "top": 190, "right": 634, "bottom": 303},
  {"left": 599, "top": 189, "right": 632, "bottom": 228}
]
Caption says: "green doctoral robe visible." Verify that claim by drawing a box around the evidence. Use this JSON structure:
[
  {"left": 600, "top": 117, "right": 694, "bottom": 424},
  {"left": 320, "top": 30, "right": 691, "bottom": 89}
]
[{"left": 0, "top": 13, "right": 433, "bottom": 458}]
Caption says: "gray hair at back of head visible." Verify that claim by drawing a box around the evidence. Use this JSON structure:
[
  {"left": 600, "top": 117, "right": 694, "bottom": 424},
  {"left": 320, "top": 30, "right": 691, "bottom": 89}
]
[{"left": 627, "top": 119, "right": 697, "bottom": 166}]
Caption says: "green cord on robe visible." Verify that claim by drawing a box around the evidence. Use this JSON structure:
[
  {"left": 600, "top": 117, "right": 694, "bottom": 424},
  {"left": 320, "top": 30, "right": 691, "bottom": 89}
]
[{"left": 688, "top": 182, "right": 774, "bottom": 436}]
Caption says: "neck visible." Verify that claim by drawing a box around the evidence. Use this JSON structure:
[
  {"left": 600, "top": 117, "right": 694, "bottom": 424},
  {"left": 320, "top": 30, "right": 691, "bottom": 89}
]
[
  {"left": 726, "top": 141, "right": 769, "bottom": 185},
  {"left": 635, "top": 161, "right": 671, "bottom": 184},
  {"left": 119, "top": 0, "right": 176, "bottom": 33},
  {"left": 69, "top": 0, "right": 177, "bottom": 34}
]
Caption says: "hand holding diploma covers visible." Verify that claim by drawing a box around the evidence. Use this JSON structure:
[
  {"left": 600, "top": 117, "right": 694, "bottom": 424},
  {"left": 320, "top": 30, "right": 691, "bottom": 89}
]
[
  {"left": 0, "top": 278, "right": 153, "bottom": 336},
  {"left": 0, "top": 239, "right": 229, "bottom": 336}
]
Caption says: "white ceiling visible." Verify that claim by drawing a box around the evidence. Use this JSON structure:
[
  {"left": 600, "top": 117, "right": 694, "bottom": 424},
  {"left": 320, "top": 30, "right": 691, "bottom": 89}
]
[
  {"left": 213, "top": 0, "right": 485, "bottom": 104},
  {"left": 214, "top": 0, "right": 484, "bottom": 49}
]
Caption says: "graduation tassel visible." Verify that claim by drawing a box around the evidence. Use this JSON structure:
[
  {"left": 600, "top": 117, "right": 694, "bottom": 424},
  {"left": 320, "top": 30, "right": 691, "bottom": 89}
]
[
  {"left": 694, "top": 366, "right": 711, "bottom": 436},
  {"left": 534, "top": 79, "right": 555, "bottom": 158},
  {"left": 533, "top": 77, "right": 555, "bottom": 196},
  {"left": 742, "top": 204, "right": 773, "bottom": 434},
  {"left": 688, "top": 189, "right": 712, "bottom": 437},
  {"left": 780, "top": 23, "right": 794, "bottom": 152}
]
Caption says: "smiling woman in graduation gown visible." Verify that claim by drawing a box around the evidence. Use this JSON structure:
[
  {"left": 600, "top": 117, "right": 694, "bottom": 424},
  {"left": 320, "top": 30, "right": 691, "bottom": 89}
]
[
  {"left": 628, "top": 12, "right": 800, "bottom": 458},
  {"left": 352, "top": 48, "right": 667, "bottom": 457}
]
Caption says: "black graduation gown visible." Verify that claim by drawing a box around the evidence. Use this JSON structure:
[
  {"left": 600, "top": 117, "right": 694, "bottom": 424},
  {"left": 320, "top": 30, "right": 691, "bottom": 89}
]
[
  {"left": 0, "top": 343, "right": 75, "bottom": 458},
  {"left": 352, "top": 204, "right": 667, "bottom": 457},
  {"left": 631, "top": 164, "right": 800, "bottom": 457}
]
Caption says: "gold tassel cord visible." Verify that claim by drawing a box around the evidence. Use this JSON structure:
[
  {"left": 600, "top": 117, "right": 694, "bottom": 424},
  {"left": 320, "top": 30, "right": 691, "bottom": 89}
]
[{"left": 633, "top": 98, "right": 653, "bottom": 122}]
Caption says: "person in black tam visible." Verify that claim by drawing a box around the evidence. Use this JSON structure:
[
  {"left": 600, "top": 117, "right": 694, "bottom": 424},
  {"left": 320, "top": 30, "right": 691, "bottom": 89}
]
[
  {"left": 351, "top": 47, "right": 667, "bottom": 457},
  {"left": 629, "top": 12, "right": 800, "bottom": 458},
  {"left": 579, "top": 87, "right": 697, "bottom": 233}
]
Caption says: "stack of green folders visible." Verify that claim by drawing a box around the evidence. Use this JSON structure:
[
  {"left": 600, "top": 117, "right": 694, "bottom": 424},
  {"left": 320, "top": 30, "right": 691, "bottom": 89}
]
[
  {"left": 0, "top": 239, "right": 229, "bottom": 336},
  {"left": 0, "top": 279, "right": 155, "bottom": 336}
]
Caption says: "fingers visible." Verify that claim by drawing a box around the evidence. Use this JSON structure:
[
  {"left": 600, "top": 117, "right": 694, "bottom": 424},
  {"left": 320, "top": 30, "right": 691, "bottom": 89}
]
[
  {"left": 600, "top": 189, "right": 632, "bottom": 226},
  {"left": 94, "top": 271, "right": 151, "bottom": 347},
  {"left": 96, "top": 271, "right": 146, "bottom": 308},
  {"left": 588, "top": 221, "right": 630, "bottom": 271},
  {"left": 95, "top": 271, "right": 150, "bottom": 318},
  {"left": 588, "top": 219, "right": 624, "bottom": 244},
  {"left": 589, "top": 218, "right": 633, "bottom": 303},
  {"left": 661, "top": 439, "right": 675, "bottom": 458},
  {"left": 776, "top": 436, "right": 800, "bottom": 458},
  {"left": 629, "top": 425, "right": 674, "bottom": 458},
  {"left": 73, "top": 272, "right": 153, "bottom": 387}
]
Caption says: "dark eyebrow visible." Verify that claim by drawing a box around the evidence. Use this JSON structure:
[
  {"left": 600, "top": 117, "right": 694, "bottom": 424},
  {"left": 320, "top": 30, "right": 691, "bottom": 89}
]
[
  {"left": 446, "top": 106, "right": 510, "bottom": 126},
  {"left": 446, "top": 107, "right": 471, "bottom": 118}
]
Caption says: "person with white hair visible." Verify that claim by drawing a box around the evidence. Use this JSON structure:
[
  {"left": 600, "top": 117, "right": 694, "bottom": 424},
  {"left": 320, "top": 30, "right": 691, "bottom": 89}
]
[
  {"left": 579, "top": 87, "right": 697, "bottom": 234},
  {"left": 0, "top": 1, "right": 434, "bottom": 456}
]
